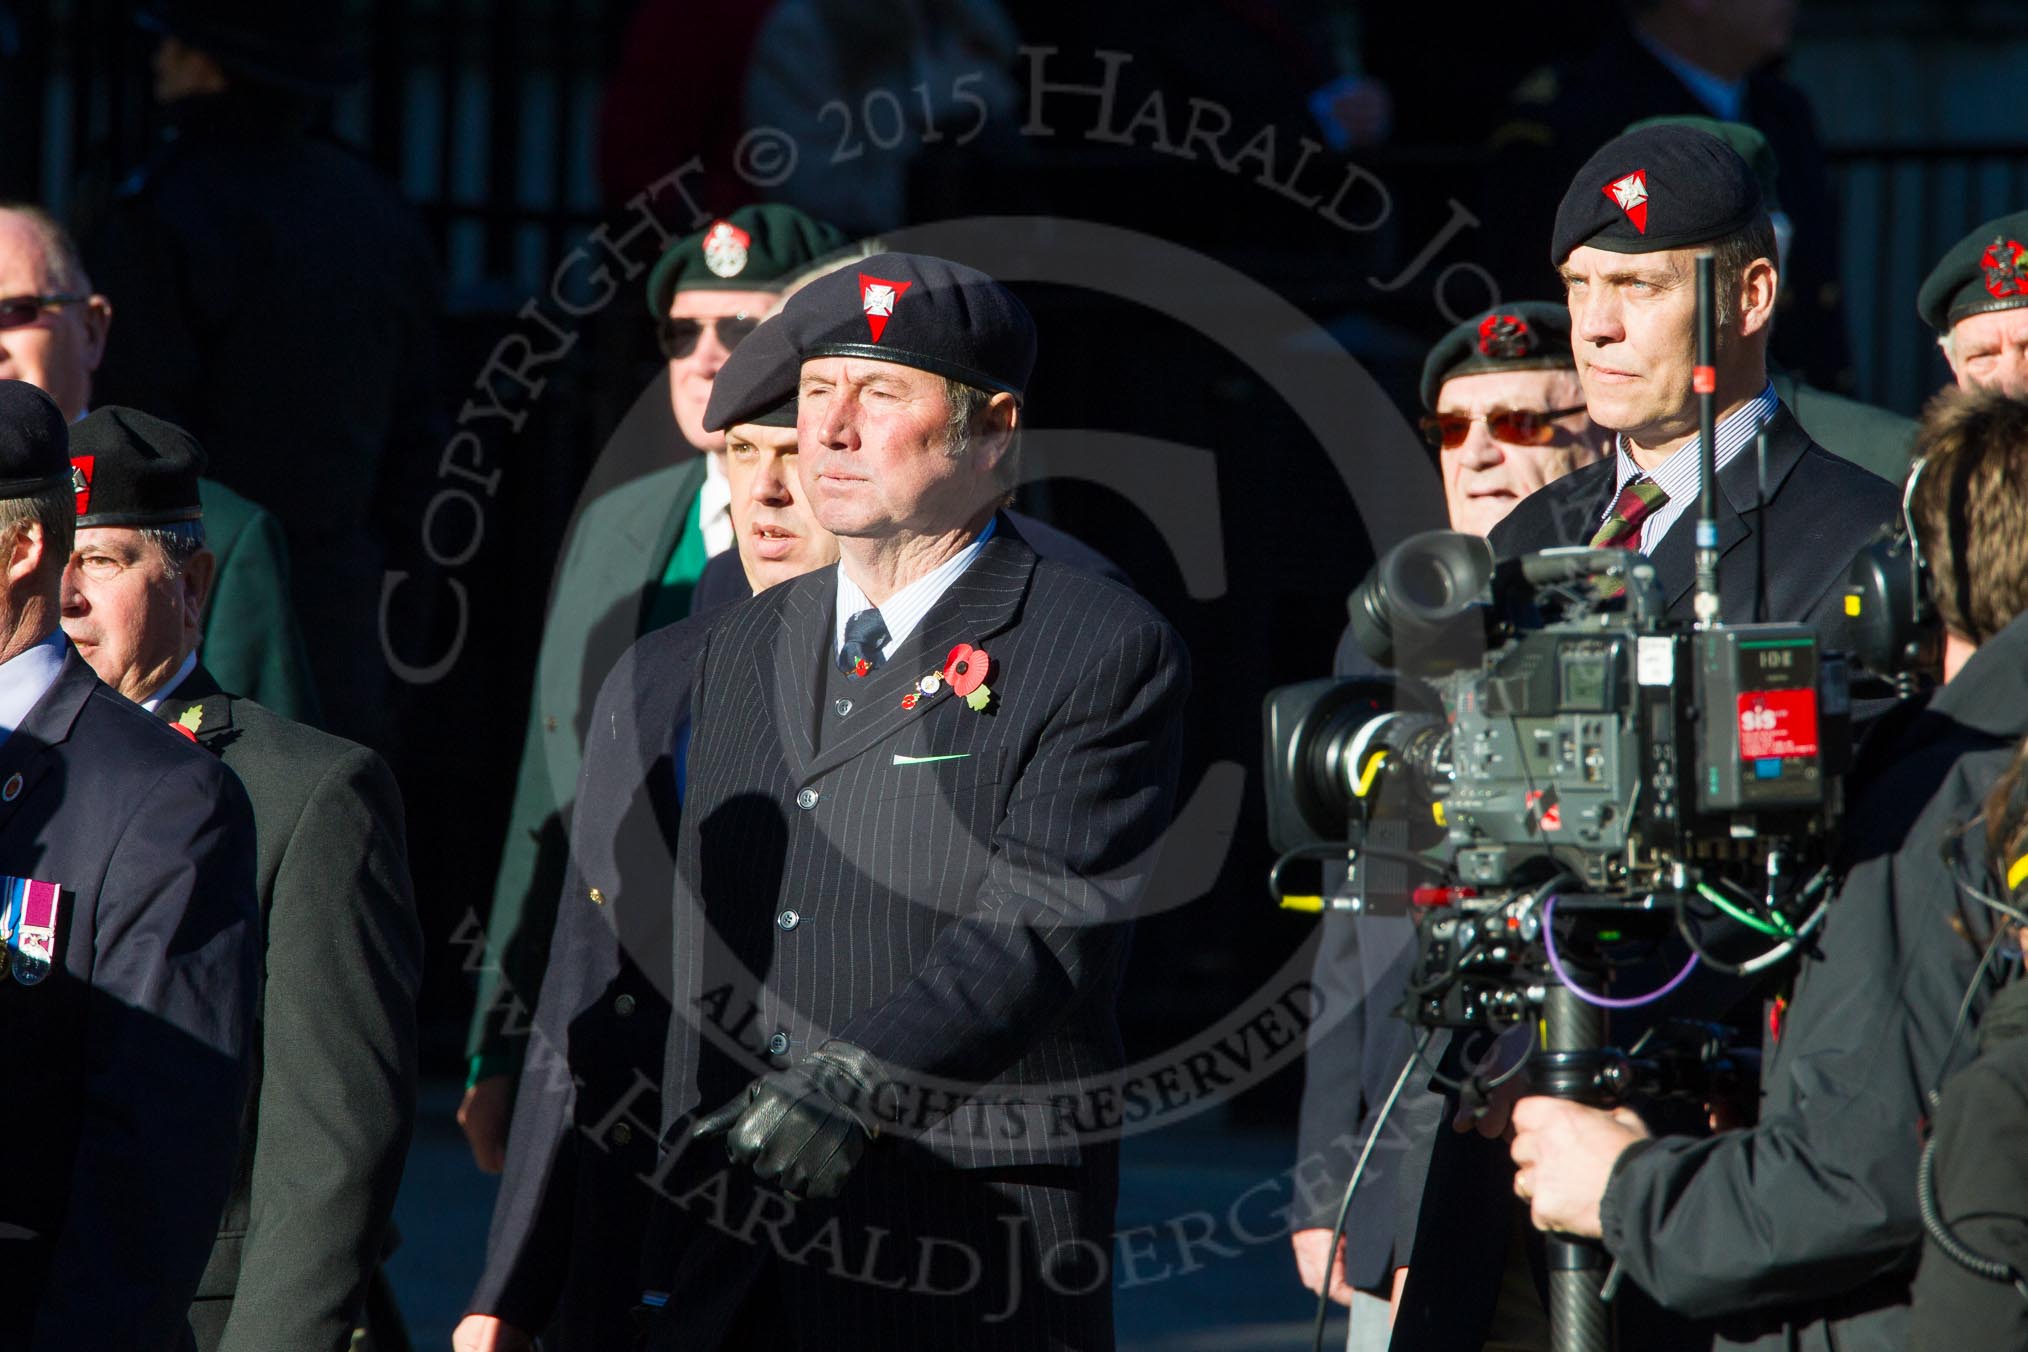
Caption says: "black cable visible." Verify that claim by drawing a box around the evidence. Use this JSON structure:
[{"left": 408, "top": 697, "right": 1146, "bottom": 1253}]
[
  {"left": 1309, "top": 1032, "right": 1433, "bottom": 1352},
  {"left": 1918, "top": 1132, "right": 2028, "bottom": 1302}
]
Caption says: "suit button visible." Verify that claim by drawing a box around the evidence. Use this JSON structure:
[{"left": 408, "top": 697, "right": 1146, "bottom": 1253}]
[
  {"left": 610, "top": 1122, "right": 634, "bottom": 1146},
  {"left": 615, "top": 994, "right": 637, "bottom": 1017},
  {"left": 767, "top": 1032, "right": 791, "bottom": 1056},
  {"left": 588, "top": 887, "right": 605, "bottom": 905},
  {"left": 777, "top": 909, "right": 800, "bottom": 931},
  {"left": 795, "top": 788, "right": 819, "bottom": 810},
  {"left": 834, "top": 698, "right": 853, "bottom": 716}
]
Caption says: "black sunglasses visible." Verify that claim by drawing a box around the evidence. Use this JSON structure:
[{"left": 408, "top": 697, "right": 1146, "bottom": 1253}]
[
  {"left": 657, "top": 313, "right": 760, "bottom": 360},
  {"left": 0, "top": 293, "right": 89, "bottom": 331}
]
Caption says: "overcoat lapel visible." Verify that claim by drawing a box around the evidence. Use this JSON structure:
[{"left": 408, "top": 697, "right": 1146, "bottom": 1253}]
[{"left": 762, "top": 575, "right": 835, "bottom": 782}]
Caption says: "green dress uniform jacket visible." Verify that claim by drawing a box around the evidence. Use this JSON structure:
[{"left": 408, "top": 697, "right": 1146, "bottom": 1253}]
[
  {"left": 469, "top": 457, "right": 708, "bottom": 1081},
  {"left": 159, "top": 666, "right": 423, "bottom": 1352},
  {"left": 198, "top": 479, "right": 322, "bottom": 726}
]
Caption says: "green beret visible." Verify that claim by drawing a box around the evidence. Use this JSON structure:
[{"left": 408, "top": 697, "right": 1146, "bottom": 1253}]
[
  {"left": 644, "top": 204, "right": 844, "bottom": 316},
  {"left": 1623, "top": 115, "right": 1783, "bottom": 216},
  {"left": 1916, "top": 210, "right": 2028, "bottom": 334},
  {"left": 1420, "top": 302, "right": 1575, "bottom": 410}
]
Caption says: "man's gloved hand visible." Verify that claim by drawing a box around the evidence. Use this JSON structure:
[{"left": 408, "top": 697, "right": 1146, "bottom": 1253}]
[{"left": 690, "top": 1040, "right": 889, "bottom": 1198}]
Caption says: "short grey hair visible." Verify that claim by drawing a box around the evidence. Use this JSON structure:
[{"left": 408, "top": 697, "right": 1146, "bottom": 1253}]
[
  {"left": 0, "top": 203, "right": 89, "bottom": 293},
  {"left": 0, "top": 483, "right": 76, "bottom": 577},
  {"left": 141, "top": 520, "right": 208, "bottom": 578},
  {"left": 940, "top": 377, "right": 1020, "bottom": 504}
]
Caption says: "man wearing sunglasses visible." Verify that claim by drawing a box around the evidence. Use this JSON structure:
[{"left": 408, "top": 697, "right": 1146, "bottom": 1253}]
[
  {"left": 1293, "top": 299, "right": 1606, "bottom": 1351},
  {"left": 461, "top": 203, "right": 843, "bottom": 1175},
  {"left": 0, "top": 203, "right": 320, "bottom": 725}
]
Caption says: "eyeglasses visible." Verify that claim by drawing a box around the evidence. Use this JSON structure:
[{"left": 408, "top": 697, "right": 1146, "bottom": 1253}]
[
  {"left": 657, "top": 313, "right": 760, "bottom": 360},
  {"left": 0, "top": 294, "right": 89, "bottom": 331},
  {"left": 1418, "top": 404, "right": 1586, "bottom": 450}
]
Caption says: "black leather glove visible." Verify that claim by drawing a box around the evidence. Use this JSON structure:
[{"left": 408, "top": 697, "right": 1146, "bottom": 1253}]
[{"left": 690, "top": 1040, "right": 888, "bottom": 1199}]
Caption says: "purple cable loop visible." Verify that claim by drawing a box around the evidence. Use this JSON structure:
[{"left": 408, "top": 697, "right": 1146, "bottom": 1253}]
[{"left": 1540, "top": 895, "right": 1699, "bottom": 1009}]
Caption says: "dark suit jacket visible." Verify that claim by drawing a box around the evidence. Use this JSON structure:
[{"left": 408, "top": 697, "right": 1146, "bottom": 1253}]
[
  {"left": 468, "top": 608, "right": 716, "bottom": 1347},
  {"left": 651, "top": 519, "right": 1187, "bottom": 1348},
  {"left": 474, "top": 493, "right": 1128, "bottom": 1088},
  {"left": 1487, "top": 403, "right": 1902, "bottom": 652},
  {"left": 0, "top": 647, "right": 259, "bottom": 1351},
  {"left": 157, "top": 668, "right": 421, "bottom": 1352}
]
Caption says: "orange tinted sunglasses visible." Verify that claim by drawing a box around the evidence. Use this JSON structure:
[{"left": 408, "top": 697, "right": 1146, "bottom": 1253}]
[{"left": 1419, "top": 405, "right": 1585, "bottom": 450}]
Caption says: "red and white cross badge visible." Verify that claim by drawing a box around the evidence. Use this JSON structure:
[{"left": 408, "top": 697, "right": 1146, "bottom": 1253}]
[
  {"left": 1602, "top": 169, "right": 1649, "bottom": 234},
  {"left": 859, "top": 274, "right": 912, "bottom": 342}
]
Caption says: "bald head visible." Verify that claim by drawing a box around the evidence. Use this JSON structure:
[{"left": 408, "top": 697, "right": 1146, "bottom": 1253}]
[{"left": 0, "top": 207, "right": 111, "bottom": 422}]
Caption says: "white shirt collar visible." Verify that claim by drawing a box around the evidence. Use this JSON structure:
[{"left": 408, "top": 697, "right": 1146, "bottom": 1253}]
[
  {"left": 834, "top": 516, "right": 998, "bottom": 660},
  {"left": 1604, "top": 382, "right": 1779, "bottom": 551},
  {"left": 0, "top": 631, "right": 70, "bottom": 744},
  {"left": 141, "top": 651, "right": 200, "bottom": 713},
  {"left": 698, "top": 454, "right": 734, "bottom": 557}
]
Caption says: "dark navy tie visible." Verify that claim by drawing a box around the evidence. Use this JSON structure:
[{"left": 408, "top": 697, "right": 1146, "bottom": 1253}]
[{"left": 838, "top": 607, "right": 890, "bottom": 678}]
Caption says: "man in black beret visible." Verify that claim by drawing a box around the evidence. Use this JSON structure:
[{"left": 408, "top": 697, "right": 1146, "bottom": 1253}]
[
  {"left": 1918, "top": 209, "right": 2028, "bottom": 400},
  {"left": 632, "top": 254, "right": 1186, "bottom": 1349},
  {"left": 0, "top": 381, "right": 259, "bottom": 1348},
  {"left": 1491, "top": 122, "right": 1900, "bottom": 646},
  {"left": 57, "top": 404, "right": 422, "bottom": 1352},
  {"left": 1390, "top": 124, "right": 1904, "bottom": 1351},
  {"left": 1622, "top": 117, "right": 1919, "bottom": 482},
  {"left": 1477, "top": 0, "right": 1852, "bottom": 391},
  {"left": 461, "top": 206, "right": 846, "bottom": 1170},
  {"left": 1290, "top": 299, "right": 1608, "bottom": 1349}
]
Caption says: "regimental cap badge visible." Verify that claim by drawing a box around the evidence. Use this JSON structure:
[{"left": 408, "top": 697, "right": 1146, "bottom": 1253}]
[
  {"left": 1980, "top": 236, "right": 2028, "bottom": 302},
  {"left": 1476, "top": 313, "right": 1535, "bottom": 360},
  {"left": 69, "top": 456, "right": 93, "bottom": 517},
  {"left": 702, "top": 220, "right": 754, "bottom": 279},
  {"left": 1602, "top": 169, "right": 1650, "bottom": 234},
  {"left": 859, "top": 273, "right": 913, "bottom": 343}
]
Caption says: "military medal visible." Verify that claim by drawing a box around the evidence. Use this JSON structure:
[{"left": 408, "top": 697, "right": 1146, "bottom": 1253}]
[{"left": 0, "top": 877, "right": 61, "bottom": 986}]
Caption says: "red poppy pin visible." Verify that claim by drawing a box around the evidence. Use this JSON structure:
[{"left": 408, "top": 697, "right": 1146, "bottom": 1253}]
[
  {"left": 852, "top": 657, "right": 871, "bottom": 678},
  {"left": 945, "top": 643, "right": 994, "bottom": 712}
]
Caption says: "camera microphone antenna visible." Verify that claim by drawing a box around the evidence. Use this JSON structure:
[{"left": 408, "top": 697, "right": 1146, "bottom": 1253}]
[{"left": 1694, "top": 252, "right": 1722, "bottom": 628}]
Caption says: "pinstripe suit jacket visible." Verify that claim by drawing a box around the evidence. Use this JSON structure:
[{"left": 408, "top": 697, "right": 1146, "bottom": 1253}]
[{"left": 661, "top": 518, "right": 1189, "bottom": 1171}]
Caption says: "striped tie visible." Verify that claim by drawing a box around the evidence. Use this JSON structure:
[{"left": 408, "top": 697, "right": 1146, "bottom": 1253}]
[{"left": 1590, "top": 478, "right": 1668, "bottom": 551}]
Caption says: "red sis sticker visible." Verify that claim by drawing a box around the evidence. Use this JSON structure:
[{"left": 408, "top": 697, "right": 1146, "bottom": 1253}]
[
  {"left": 1737, "top": 690, "right": 1820, "bottom": 760},
  {"left": 69, "top": 456, "right": 93, "bottom": 516}
]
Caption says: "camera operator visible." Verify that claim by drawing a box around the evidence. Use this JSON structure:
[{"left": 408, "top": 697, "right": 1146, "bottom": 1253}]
[
  {"left": 1292, "top": 302, "right": 1608, "bottom": 1348},
  {"left": 1488, "top": 123, "right": 1900, "bottom": 647},
  {"left": 1509, "top": 386, "right": 2028, "bottom": 1350}
]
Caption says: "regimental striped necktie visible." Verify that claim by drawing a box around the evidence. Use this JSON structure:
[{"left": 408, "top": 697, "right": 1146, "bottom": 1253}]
[
  {"left": 838, "top": 607, "right": 890, "bottom": 679},
  {"left": 1590, "top": 477, "right": 1669, "bottom": 551}
]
